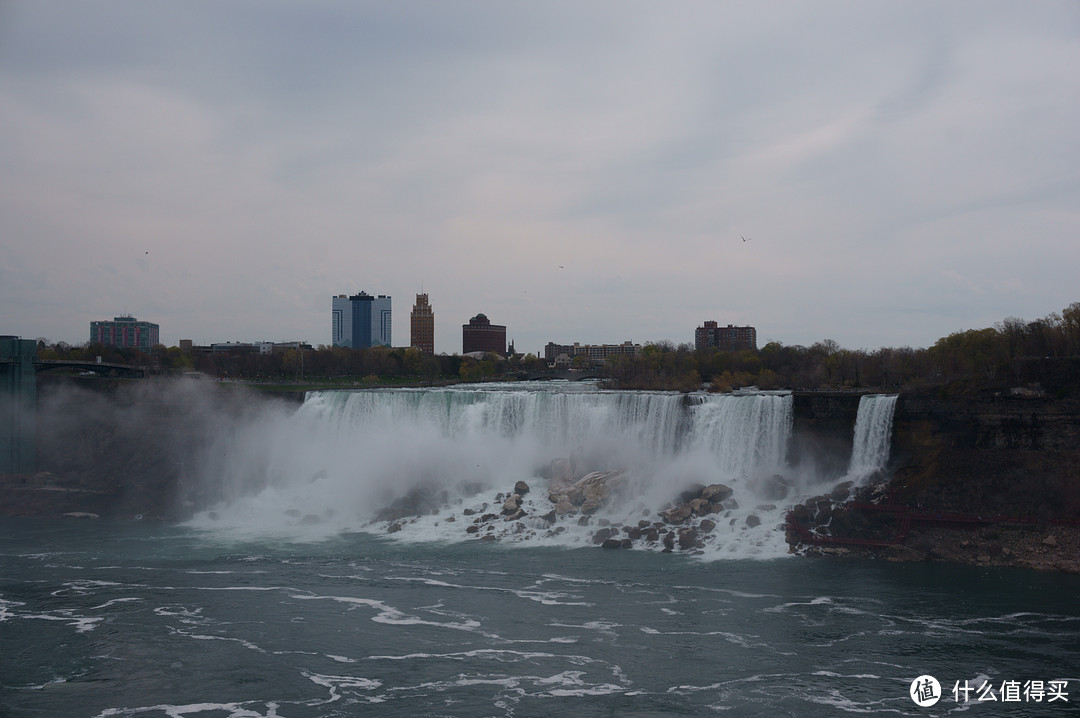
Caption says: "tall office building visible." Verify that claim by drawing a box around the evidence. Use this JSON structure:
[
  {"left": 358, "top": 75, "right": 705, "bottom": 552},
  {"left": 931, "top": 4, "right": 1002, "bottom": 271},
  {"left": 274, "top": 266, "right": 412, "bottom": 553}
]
[
  {"left": 333, "top": 292, "right": 392, "bottom": 349},
  {"left": 410, "top": 294, "right": 435, "bottom": 354},
  {"left": 694, "top": 322, "right": 757, "bottom": 352},
  {"left": 90, "top": 316, "right": 160, "bottom": 351},
  {"left": 462, "top": 313, "right": 506, "bottom": 355},
  {"left": 332, "top": 295, "right": 352, "bottom": 347}
]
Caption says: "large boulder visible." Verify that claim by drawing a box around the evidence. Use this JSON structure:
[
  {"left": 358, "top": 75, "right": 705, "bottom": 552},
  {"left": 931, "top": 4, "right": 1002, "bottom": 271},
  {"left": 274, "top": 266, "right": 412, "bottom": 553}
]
[
  {"left": 701, "top": 483, "right": 734, "bottom": 503},
  {"left": 554, "top": 470, "right": 627, "bottom": 510},
  {"left": 661, "top": 505, "right": 692, "bottom": 524},
  {"left": 501, "top": 493, "right": 523, "bottom": 515},
  {"left": 689, "top": 498, "right": 715, "bottom": 516}
]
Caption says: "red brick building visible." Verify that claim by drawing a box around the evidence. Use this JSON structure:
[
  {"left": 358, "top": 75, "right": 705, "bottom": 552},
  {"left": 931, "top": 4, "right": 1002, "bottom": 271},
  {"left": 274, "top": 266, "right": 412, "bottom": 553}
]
[{"left": 462, "top": 314, "right": 506, "bottom": 355}]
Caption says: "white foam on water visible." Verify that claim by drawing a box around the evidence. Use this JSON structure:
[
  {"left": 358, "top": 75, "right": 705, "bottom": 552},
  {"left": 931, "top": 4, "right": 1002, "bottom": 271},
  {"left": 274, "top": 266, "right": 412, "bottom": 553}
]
[{"left": 95, "top": 703, "right": 283, "bottom": 718}]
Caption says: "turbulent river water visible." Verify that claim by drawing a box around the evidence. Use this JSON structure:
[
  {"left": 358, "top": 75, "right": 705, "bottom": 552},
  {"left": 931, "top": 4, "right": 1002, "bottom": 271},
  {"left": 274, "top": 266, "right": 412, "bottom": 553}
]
[{"left": 2, "top": 383, "right": 1077, "bottom": 716}]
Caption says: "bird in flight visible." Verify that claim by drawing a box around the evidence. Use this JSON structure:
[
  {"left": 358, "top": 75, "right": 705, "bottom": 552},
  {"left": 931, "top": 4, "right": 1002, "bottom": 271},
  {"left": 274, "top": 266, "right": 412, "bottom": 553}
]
[{"left": 741, "top": 236, "right": 752, "bottom": 243}]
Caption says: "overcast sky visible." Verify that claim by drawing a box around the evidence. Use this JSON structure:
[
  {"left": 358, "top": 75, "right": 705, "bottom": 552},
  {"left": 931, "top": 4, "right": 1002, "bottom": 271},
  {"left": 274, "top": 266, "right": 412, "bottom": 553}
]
[{"left": 2, "top": 2, "right": 1078, "bottom": 355}]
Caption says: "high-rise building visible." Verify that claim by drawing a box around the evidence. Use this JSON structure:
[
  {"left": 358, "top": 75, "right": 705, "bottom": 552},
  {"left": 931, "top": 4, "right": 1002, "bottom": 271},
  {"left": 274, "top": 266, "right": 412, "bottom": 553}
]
[
  {"left": 410, "top": 293, "right": 435, "bottom": 354},
  {"left": 90, "top": 316, "right": 159, "bottom": 351},
  {"left": 332, "top": 292, "right": 392, "bottom": 348},
  {"left": 462, "top": 313, "right": 506, "bottom": 355},
  {"left": 331, "top": 295, "right": 352, "bottom": 348},
  {"left": 695, "top": 322, "right": 757, "bottom": 352}
]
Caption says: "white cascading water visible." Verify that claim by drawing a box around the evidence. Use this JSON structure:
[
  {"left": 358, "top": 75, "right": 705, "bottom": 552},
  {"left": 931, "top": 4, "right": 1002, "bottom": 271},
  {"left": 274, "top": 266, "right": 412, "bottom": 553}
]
[
  {"left": 846, "top": 394, "right": 899, "bottom": 482},
  {"left": 187, "top": 384, "right": 866, "bottom": 558}
]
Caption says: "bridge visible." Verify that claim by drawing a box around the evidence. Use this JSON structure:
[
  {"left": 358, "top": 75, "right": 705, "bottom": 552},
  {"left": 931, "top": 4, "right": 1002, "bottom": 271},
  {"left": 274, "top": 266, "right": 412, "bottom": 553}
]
[{"left": 34, "top": 359, "right": 145, "bottom": 378}]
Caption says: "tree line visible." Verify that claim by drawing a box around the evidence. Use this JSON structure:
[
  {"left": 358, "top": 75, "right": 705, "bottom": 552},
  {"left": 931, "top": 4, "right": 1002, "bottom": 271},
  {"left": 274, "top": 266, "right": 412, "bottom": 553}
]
[
  {"left": 606, "top": 302, "right": 1080, "bottom": 396},
  {"left": 33, "top": 302, "right": 1080, "bottom": 395}
]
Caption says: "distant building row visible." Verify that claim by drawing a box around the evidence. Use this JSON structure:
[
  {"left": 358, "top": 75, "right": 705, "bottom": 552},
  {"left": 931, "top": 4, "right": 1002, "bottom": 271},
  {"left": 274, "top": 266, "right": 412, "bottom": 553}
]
[
  {"left": 85, "top": 311, "right": 756, "bottom": 360},
  {"left": 544, "top": 341, "right": 641, "bottom": 365},
  {"left": 178, "top": 340, "right": 313, "bottom": 355},
  {"left": 331, "top": 292, "right": 512, "bottom": 356}
]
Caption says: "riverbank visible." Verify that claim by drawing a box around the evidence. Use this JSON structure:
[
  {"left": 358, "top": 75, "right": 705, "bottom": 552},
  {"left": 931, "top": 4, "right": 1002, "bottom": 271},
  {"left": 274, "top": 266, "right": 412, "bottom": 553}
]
[{"left": 796, "top": 523, "right": 1080, "bottom": 574}]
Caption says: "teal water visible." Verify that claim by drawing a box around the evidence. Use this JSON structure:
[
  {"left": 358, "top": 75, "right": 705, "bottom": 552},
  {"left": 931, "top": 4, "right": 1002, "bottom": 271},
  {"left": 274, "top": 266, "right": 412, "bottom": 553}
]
[{"left": 2, "top": 518, "right": 1078, "bottom": 717}]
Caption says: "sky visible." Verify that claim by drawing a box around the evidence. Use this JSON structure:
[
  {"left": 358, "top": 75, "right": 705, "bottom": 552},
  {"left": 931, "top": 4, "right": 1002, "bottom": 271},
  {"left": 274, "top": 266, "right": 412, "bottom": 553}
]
[{"left": 2, "top": 1, "right": 1078, "bottom": 356}]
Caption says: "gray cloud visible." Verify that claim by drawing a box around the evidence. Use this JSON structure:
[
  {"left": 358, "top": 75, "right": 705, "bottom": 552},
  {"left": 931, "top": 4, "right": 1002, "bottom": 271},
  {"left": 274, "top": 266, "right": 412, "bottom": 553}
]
[{"left": 2, "top": 1, "right": 1078, "bottom": 353}]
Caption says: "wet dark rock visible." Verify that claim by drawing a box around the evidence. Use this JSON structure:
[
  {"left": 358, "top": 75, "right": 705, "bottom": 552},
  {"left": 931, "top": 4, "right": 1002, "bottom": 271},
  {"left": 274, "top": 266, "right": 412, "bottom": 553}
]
[
  {"left": 466, "top": 524, "right": 480, "bottom": 534},
  {"left": 662, "top": 533, "right": 675, "bottom": 550},
  {"left": 689, "top": 498, "right": 714, "bottom": 516},
  {"left": 680, "top": 484, "right": 707, "bottom": 504},
  {"left": 601, "top": 538, "right": 624, "bottom": 549},
  {"left": 830, "top": 481, "right": 855, "bottom": 502},
  {"left": 386, "top": 522, "right": 402, "bottom": 534},
  {"left": 699, "top": 519, "right": 717, "bottom": 533},
  {"left": 514, "top": 480, "right": 530, "bottom": 495},
  {"left": 745, "top": 515, "right": 761, "bottom": 528}
]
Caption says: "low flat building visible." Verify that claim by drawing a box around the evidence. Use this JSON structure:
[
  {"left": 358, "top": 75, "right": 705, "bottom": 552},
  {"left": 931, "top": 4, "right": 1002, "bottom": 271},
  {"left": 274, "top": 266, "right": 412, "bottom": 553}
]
[{"left": 543, "top": 340, "right": 641, "bottom": 364}]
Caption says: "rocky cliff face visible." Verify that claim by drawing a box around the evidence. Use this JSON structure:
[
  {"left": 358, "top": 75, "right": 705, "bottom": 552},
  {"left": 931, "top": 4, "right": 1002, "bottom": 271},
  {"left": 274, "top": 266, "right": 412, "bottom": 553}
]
[
  {"left": 890, "top": 394, "right": 1080, "bottom": 519},
  {"left": 786, "top": 391, "right": 1080, "bottom": 572}
]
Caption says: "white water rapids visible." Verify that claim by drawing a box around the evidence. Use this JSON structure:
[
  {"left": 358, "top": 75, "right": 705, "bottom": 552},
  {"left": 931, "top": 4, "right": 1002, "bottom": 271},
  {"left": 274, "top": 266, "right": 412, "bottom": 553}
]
[{"left": 188, "top": 383, "right": 897, "bottom": 559}]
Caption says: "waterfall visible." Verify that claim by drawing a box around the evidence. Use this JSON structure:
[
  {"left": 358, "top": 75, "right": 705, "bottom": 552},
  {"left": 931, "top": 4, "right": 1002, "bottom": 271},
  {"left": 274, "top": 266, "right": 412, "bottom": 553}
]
[
  {"left": 188, "top": 383, "right": 813, "bottom": 557},
  {"left": 847, "top": 394, "right": 898, "bottom": 481}
]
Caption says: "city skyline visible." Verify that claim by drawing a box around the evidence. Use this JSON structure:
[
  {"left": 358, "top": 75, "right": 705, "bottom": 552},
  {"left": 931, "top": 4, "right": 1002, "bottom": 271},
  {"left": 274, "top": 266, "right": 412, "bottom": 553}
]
[{"left": 2, "top": 3, "right": 1079, "bottom": 353}]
